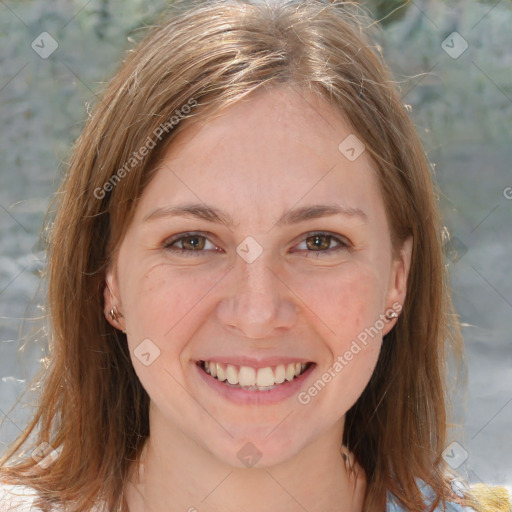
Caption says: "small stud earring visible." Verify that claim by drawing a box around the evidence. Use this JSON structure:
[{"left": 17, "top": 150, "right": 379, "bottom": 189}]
[
  {"left": 109, "top": 305, "right": 122, "bottom": 322},
  {"left": 108, "top": 306, "right": 126, "bottom": 334},
  {"left": 386, "top": 310, "right": 398, "bottom": 320}
]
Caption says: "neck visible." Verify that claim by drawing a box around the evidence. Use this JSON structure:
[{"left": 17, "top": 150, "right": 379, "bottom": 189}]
[{"left": 123, "top": 404, "right": 367, "bottom": 512}]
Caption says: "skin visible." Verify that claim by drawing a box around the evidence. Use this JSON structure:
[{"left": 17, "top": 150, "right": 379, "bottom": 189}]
[{"left": 104, "top": 84, "right": 412, "bottom": 512}]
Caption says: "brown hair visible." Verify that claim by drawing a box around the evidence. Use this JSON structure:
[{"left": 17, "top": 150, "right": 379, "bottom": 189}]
[{"left": 1, "top": 1, "right": 470, "bottom": 510}]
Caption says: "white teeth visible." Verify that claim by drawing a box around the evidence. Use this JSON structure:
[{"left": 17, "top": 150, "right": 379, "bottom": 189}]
[
  {"left": 216, "top": 364, "right": 226, "bottom": 382},
  {"left": 202, "top": 360, "right": 310, "bottom": 389},
  {"left": 256, "top": 367, "right": 275, "bottom": 387},
  {"left": 226, "top": 364, "right": 239, "bottom": 385},
  {"left": 274, "top": 364, "right": 286, "bottom": 384},
  {"left": 238, "top": 366, "right": 256, "bottom": 387}
]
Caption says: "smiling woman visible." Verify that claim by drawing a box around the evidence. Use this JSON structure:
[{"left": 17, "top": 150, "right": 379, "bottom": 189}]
[{"left": 0, "top": 1, "right": 507, "bottom": 512}]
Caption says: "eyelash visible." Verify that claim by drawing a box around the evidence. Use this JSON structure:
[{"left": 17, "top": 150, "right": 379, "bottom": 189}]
[{"left": 162, "top": 231, "right": 350, "bottom": 257}]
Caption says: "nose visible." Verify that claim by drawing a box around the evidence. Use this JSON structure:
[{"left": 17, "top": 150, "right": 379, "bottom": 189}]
[{"left": 216, "top": 249, "right": 297, "bottom": 339}]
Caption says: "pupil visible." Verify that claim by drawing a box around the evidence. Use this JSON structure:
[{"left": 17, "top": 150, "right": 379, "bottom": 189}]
[
  {"left": 308, "top": 235, "right": 329, "bottom": 250},
  {"left": 185, "top": 236, "right": 204, "bottom": 250}
]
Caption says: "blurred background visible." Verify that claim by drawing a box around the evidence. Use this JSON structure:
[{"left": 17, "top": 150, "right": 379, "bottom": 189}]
[{"left": 0, "top": 0, "right": 511, "bottom": 491}]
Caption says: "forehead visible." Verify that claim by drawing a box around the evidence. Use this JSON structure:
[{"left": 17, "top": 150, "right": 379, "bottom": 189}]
[{"left": 134, "top": 85, "right": 385, "bottom": 230}]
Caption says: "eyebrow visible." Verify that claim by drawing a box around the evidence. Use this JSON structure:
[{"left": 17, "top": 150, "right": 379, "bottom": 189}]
[{"left": 142, "top": 202, "right": 368, "bottom": 226}]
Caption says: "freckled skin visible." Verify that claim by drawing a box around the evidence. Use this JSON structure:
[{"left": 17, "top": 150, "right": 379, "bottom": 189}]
[{"left": 105, "top": 85, "right": 412, "bottom": 512}]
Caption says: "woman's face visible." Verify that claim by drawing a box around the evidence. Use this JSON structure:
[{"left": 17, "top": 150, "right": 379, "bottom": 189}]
[{"left": 105, "top": 85, "right": 412, "bottom": 468}]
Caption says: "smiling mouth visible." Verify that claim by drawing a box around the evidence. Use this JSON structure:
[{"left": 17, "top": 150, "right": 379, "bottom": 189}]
[{"left": 197, "top": 360, "right": 314, "bottom": 391}]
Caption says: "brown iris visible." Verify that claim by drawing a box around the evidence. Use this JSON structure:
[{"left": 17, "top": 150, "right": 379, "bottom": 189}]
[
  {"left": 181, "top": 235, "right": 206, "bottom": 250},
  {"left": 305, "top": 234, "right": 331, "bottom": 251}
]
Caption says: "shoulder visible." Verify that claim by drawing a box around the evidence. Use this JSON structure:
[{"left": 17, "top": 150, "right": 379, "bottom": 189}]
[
  {"left": 386, "top": 478, "right": 512, "bottom": 512},
  {"left": 0, "top": 482, "right": 108, "bottom": 512},
  {"left": 0, "top": 481, "right": 41, "bottom": 511},
  {"left": 470, "top": 483, "right": 512, "bottom": 512}
]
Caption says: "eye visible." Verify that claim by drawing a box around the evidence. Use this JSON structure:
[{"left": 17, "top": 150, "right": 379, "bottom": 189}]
[
  {"left": 163, "top": 232, "right": 220, "bottom": 255},
  {"left": 162, "top": 231, "right": 350, "bottom": 257},
  {"left": 293, "top": 232, "right": 350, "bottom": 255}
]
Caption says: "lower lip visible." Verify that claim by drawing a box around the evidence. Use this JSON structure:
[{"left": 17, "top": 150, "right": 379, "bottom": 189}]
[{"left": 194, "top": 362, "right": 316, "bottom": 405}]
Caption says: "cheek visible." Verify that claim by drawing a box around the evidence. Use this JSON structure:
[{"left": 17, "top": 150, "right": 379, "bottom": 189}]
[
  {"left": 290, "top": 263, "right": 384, "bottom": 408},
  {"left": 122, "top": 263, "right": 216, "bottom": 331},
  {"left": 119, "top": 263, "right": 224, "bottom": 406},
  {"left": 118, "top": 261, "right": 216, "bottom": 370},
  {"left": 287, "top": 261, "right": 385, "bottom": 344}
]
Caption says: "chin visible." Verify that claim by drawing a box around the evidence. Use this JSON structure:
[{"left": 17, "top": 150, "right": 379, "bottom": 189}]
[{"left": 204, "top": 428, "right": 308, "bottom": 469}]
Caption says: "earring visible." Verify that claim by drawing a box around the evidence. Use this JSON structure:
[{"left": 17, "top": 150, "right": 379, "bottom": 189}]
[
  {"left": 109, "top": 305, "right": 122, "bottom": 322},
  {"left": 386, "top": 310, "right": 398, "bottom": 320},
  {"left": 109, "top": 306, "right": 126, "bottom": 334}
]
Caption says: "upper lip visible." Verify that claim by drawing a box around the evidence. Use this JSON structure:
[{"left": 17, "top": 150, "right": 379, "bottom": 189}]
[{"left": 196, "top": 356, "right": 314, "bottom": 369}]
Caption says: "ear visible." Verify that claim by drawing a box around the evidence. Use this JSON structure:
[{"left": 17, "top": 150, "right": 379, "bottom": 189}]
[
  {"left": 103, "top": 264, "right": 126, "bottom": 332},
  {"left": 382, "top": 235, "right": 413, "bottom": 336}
]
